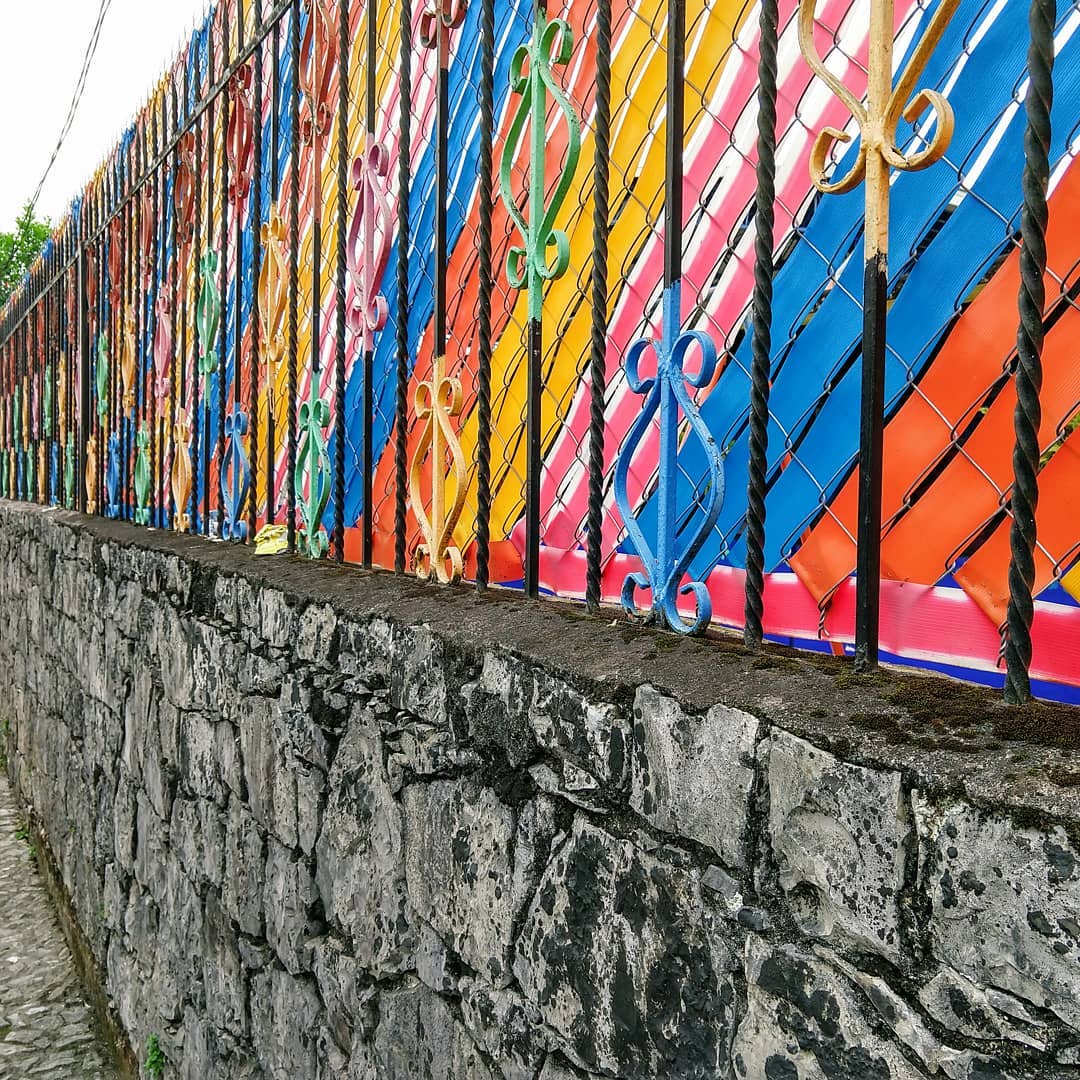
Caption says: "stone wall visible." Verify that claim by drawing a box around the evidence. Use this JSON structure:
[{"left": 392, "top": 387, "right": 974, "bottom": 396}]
[{"left": 2, "top": 502, "right": 1080, "bottom": 1079}]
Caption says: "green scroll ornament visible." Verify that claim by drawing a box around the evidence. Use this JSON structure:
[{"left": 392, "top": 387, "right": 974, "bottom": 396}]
[
  {"left": 197, "top": 250, "right": 221, "bottom": 377},
  {"left": 498, "top": 0, "right": 581, "bottom": 321},
  {"left": 134, "top": 423, "right": 151, "bottom": 526},
  {"left": 96, "top": 333, "right": 109, "bottom": 424},
  {"left": 296, "top": 372, "right": 331, "bottom": 560}
]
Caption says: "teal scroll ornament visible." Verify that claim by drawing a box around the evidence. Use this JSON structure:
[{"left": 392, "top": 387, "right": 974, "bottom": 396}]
[
  {"left": 64, "top": 431, "right": 75, "bottom": 509},
  {"left": 296, "top": 373, "right": 331, "bottom": 560},
  {"left": 498, "top": 1, "right": 581, "bottom": 322},
  {"left": 196, "top": 251, "right": 221, "bottom": 376}
]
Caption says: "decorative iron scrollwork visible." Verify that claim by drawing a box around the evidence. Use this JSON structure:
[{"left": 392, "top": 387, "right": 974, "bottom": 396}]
[
  {"left": 420, "top": 0, "right": 467, "bottom": 51},
  {"left": 135, "top": 423, "right": 151, "bottom": 525},
  {"left": 300, "top": 0, "right": 339, "bottom": 149},
  {"left": 615, "top": 283, "right": 724, "bottom": 635},
  {"left": 105, "top": 432, "right": 121, "bottom": 519},
  {"left": 121, "top": 306, "right": 137, "bottom": 416},
  {"left": 96, "top": 332, "right": 109, "bottom": 424},
  {"left": 259, "top": 215, "right": 288, "bottom": 376},
  {"left": 348, "top": 143, "right": 392, "bottom": 354},
  {"left": 64, "top": 431, "right": 74, "bottom": 510},
  {"left": 410, "top": 354, "right": 467, "bottom": 584},
  {"left": 499, "top": 1, "right": 581, "bottom": 321},
  {"left": 153, "top": 294, "right": 172, "bottom": 403},
  {"left": 107, "top": 217, "right": 124, "bottom": 309},
  {"left": 798, "top": 0, "right": 959, "bottom": 198},
  {"left": 174, "top": 132, "right": 198, "bottom": 254},
  {"left": 85, "top": 434, "right": 98, "bottom": 514},
  {"left": 172, "top": 407, "right": 193, "bottom": 533},
  {"left": 222, "top": 405, "right": 252, "bottom": 542},
  {"left": 227, "top": 63, "right": 256, "bottom": 205},
  {"left": 296, "top": 390, "right": 331, "bottom": 559},
  {"left": 196, "top": 250, "right": 221, "bottom": 377}
]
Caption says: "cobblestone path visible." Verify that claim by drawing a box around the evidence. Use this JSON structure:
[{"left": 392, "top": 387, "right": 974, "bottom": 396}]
[{"left": 0, "top": 777, "right": 117, "bottom": 1079}]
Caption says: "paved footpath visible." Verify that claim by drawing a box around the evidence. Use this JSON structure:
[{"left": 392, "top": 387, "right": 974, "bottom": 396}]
[{"left": 0, "top": 777, "right": 117, "bottom": 1079}]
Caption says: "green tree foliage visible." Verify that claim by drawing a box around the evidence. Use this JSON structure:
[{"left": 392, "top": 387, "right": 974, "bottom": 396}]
[{"left": 0, "top": 202, "right": 51, "bottom": 308}]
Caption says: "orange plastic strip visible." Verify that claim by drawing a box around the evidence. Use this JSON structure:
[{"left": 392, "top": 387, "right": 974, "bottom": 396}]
[
  {"left": 878, "top": 300, "right": 1080, "bottom": 588},
  {"left": 954, "top": 432, "right": 1080, "bottom": 626},
  {"left": 791, "top": 159, "right": 1080, "bottom": 602}
]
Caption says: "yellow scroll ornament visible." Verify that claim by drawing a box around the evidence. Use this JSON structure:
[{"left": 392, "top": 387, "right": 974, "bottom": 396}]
[
  {"left": 172, "top": 407, "right": 193, "bottom": 534},
  {"left": 85, "top": 435, "right": 98, "bottom": 514},
  {"left": 409, "top": 354, "right": 467, "bottom": 585}
]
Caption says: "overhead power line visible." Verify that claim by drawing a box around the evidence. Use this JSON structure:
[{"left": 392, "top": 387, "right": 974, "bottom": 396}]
[{"left": 27, "top": 0, "right": 114, "bottom": 217}]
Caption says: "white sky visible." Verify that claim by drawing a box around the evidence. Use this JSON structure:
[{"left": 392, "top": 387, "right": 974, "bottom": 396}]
[{"left": 0, "top": 0, "right": 210, "bottom": 232}]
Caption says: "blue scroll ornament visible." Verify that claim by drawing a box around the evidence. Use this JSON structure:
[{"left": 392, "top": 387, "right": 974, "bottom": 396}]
[
  {"left": 105, "top": 433, "right": 121, "bottom": 520},
  {"left": 50, "top": 441, "right": 59, "bottom": 506},
  {"left": 221, "top": 405, "right": 252, "bottom": 542},
  {"left": 614, "top": 281, "right": 724, "bottom": 635}
]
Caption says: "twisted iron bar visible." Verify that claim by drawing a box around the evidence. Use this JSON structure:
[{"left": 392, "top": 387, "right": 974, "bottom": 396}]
[
  {"left": 219, "top": 1, "right": 232, "bottom": 532},
  {"left": 395, "top": 0, "right": 413, "bottom": 575},
  {"left": 1005, "top": 0, "right": 1056, "bottom": 704},
  {"left": 475, "top": 0, "right": 495, "bottom": 591},
  {"left": 335, "top": 0, "right": 350, "bottom": 562},
  {"left": 586, "top": 0, "right": 612, "bottom": 613},
  {"left": 204, "top": 21, "right": 218, "bottom": 535},
  {"left": 287, "top": 0, "right": 302, "bottom": 552},
  {"left": 191, "top": 57, "right": 205, "bottom": 535},
  {"left": 744, "top": 0, "right": 780, "bottom": 649},
  {"left": 250, "top": 0, "right": 264, "bottom": 541}
]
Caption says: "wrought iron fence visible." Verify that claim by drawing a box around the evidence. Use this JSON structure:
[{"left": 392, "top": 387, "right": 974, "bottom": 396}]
[{"left": 1, "top": 0, "right": 1077, "bottom": 704}]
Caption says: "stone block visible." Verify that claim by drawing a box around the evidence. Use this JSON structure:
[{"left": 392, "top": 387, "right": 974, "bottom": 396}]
[
  {"left": 767, "top": 731, "right": 909, "bottom": 961},
  {"left": 250, "top": 967, "right": 322, "bottom": 1079},
  {"left": 353, "top": 981, "right": 495, "bottom": 1080},
  {"left": 630, "top": 685, "right": 758, "bottom": 869},
  {"left": 403, "top": 780, "right": 521, "bottom": 987},
  {"left": 515, "top": 817, "right": 737, "bottom": 1078},
  {"left": 917, "top": 796, "right": 1080, "bottom": 1033},
  {"left": 315, "top": 719, "right": 413, "bottom": 976},
  {"left": 263, "top": 836, "right": 321, "bottom": 975},
  {"left": 223, "top": 800, "right": 266, "bottom": 938},
  {"left": 528, "top": 667, "right": 630, "bottom": 790},
  {"left": 733, "top": 939, "right": 924, "bottom": 1080}
]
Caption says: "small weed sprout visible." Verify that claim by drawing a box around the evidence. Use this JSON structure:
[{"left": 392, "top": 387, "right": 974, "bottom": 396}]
[{"left": 146, "top": 1034, "right": 166, "bottom": 1078}]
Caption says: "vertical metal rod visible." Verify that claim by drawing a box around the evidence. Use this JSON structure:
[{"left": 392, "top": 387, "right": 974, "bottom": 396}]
[
  {"left": 334, "top": 0, "right": 351, "bottom": 562},
  {"left": 221, "top": 0, "right": 234, "bottom": 537},
  {"left": 219, "top": 5, "right": 232, "bottom": 533},
  {"left": 394, "top": 0, "right": 412, "bottom": 575},
  {"left": 193, "top": 43, "right": 205, "bottom": 533},
  {"left": 134, "top": 132, "right": 144, "bottom": 522},
  {"left": 171, "top": 79, "right": 182, "bottom": 528},
  {"left": 268, "top": 14, "right": 281, "bottom": 524},
  {"left": 475, "top": 0, "right": 495, "bottom": 590},
  {"left": 1005, "top": 0, "right": 1056, "bottom": 703},
  {"left": 744, "top": 0, "right": 780, "bottom": 649},
  {"left": 363, "top": 0, "right": 378, "bottom": 568},
  {"left": 524, "top": 0, "right": 548, "bottom": 599},
  {"left": 852, "top": 0, "right": 895, "bottom": 671},
  {"left": 251, "top": 0, "right": 264, "bottom": 540},
  {"left": 287, "top": 0, "right": 301, "bottom": 552},
  {"left": 30, "top": 287, "right": 38, "bottom": 503},
  {"left": 585, "top": 0, "right": 612, "bottom": 611},
  {"left": 149, "top": 107, "right": 160, "bottom": 525}
]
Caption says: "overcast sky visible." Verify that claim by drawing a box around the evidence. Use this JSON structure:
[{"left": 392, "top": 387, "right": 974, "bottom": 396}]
[{"left": 0, "top": 0, "right": 210, "bottom": 232}]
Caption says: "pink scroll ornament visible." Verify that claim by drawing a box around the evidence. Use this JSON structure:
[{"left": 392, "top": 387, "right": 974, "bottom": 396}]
[{"left": 347, "top": 142, "right": 393, "bottom": 354}]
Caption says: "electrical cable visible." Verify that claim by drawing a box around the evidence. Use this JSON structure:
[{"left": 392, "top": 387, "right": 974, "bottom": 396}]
[{"left": 26, "top": 0, "right": 114, "bottom": 216}]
